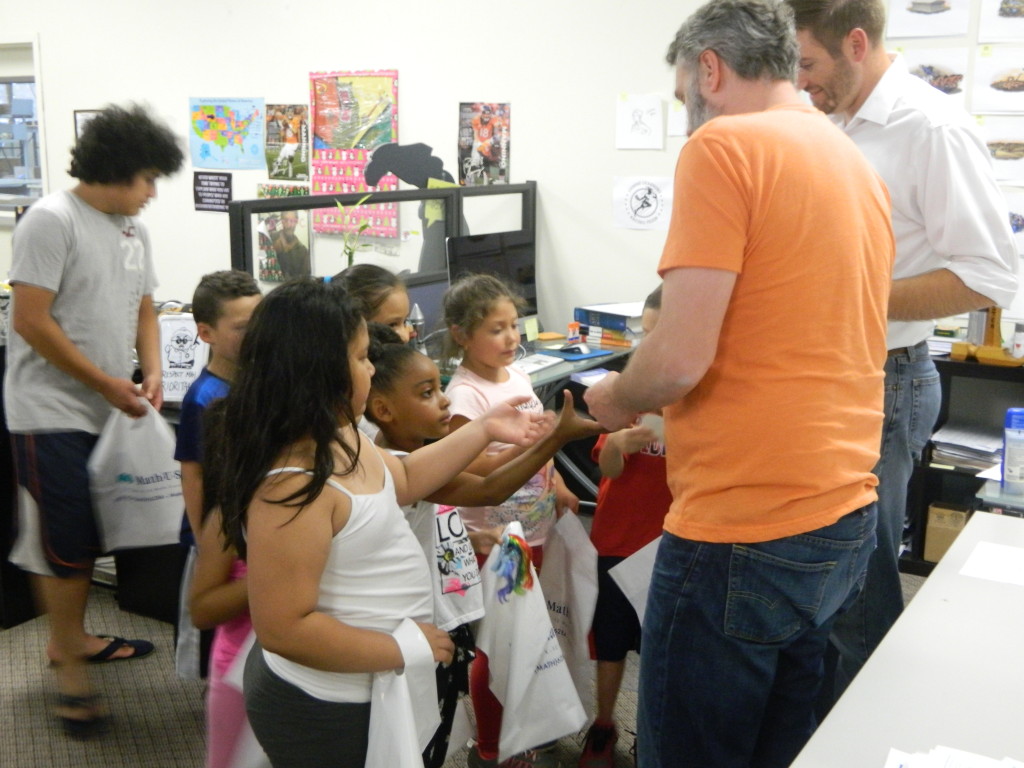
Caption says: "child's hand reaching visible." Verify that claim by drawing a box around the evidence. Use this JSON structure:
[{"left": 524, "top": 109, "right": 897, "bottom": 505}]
[
  {"left": 416, "top": 622, "right": 456, "bottom": 665},
  {"left": 611, "top": 424, "right": 659, "bottom": 455},
  {"left": 553, "top": 389, "right": 607, "bottom": 444},
  {"left": 469, "top": 526, "right": 504, "bottom": 558},
  {"left": 481, "top": 396, "right": 553, "bottom": 446}
]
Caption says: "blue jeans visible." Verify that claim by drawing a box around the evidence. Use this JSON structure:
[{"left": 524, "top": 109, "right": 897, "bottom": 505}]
[
  {"left": 637, "top": 505, "right": 877, "bottom": 768},
  {"left": 828, "top": 343, "right": 940, "bottom": 697}
]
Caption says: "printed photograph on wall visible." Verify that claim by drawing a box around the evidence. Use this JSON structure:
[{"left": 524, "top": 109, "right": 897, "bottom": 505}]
[
  {"left": 458, "top": 102, "right": 510, "bottom": 186},
  {"left": 971, "top": 48, "right": 1024, "bottom": 113},
  {"left": 256, "top": 183, "right": 311, "bottom": 283},
  {"left": 265, "top": 104, "right": 309, "bottom": 181},
  {"left": 979, "top": 0, "right": 1024, "bottom": 43},
  {"left": 188, "top": 97, "right": 265, "bottom": 170},
  {"left": 309, "top": 70, "right": 399, "bottom": 237},
  {"left": 974, "top": 115, "right": 1024, "bottom": 183},
  {"left": 886, "top": 0, "right": 970, "bottom": 38},
  {"left": 901, "top": 47, "right": 969, "bottom": 109}
]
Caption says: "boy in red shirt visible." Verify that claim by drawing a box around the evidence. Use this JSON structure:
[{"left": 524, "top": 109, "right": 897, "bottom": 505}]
[{"left": 579, "top": 286, "right": 671, "bottom": 768}]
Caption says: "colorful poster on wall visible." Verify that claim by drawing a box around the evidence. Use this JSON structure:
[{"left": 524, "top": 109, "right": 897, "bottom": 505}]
[
  {"left": 309, "top": 70, "right": 398, "bottom": 237},
  {"left": 189, "top": 98, "right": 265, "bottom": 170},
  {"left": 458, "top": 102, "right": 510, "bottom": 185},
  {"left": 265, "top": 104, "right": 309, "bottom": 181},
  {"left": 256, "top": 183, "right": 312, "bottom": 283}
]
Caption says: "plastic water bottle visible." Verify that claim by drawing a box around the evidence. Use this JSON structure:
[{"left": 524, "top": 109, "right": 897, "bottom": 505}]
[
  {"left": 408, "top": 302, "right": 426, "bottom": 353},
  {"left": 1003, "top": 408, "right": 1024, "bottom": 495}
]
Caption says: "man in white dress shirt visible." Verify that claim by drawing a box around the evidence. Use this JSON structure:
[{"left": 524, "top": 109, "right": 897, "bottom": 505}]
[{"left": 786, "top": 0, "right": 1019, "bottom": 705}]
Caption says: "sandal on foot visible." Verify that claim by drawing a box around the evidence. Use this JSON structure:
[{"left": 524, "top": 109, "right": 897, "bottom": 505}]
[
  {"left": 85, "top": 636, "right": 154, "bottom": 663},
  {"left": 54, "top": 693, "right": 108, "bottom": 739}
]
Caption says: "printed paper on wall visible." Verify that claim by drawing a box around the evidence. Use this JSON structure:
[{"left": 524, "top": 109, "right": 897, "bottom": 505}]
[
  {"left": 615, "top": 94, "right": 664, "bottom": 150},
  {"left": 612, "top": 176, "right": 673, "bottom": 230}
]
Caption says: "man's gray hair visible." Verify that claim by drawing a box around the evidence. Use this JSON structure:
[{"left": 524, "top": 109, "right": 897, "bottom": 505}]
[{"left": 666, "top": 0, "right": 800, "bottom": 83}]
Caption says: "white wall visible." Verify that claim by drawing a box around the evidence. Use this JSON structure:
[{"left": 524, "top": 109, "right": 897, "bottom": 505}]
[
  {"left": 1, "top": 0, "right": 695, "bottom": 331},
  {"left": 2, "top": 0, "right": 1019, "bottom": 329}
]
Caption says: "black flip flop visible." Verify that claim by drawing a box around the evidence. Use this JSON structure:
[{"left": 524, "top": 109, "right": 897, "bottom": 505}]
[
  {"left": 54, "top": 693, "right": 109, "bottom": 739},
  {"left": 85, "top": 636, "right": 154, "bottom": 663}
]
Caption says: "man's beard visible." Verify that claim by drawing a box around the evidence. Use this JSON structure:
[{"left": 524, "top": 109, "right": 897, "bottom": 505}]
[{"left": 686, "top": 70, "right": 716, "bottom": 134}]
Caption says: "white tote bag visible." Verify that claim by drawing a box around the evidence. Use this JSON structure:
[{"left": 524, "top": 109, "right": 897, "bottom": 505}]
[
  {"left": 87, "top": 399, "right": 184, "bottom": 552},
  {"left": 476, "top": 522, "right": 587, "bottom": 762},
  {"left": 538, "top": 512, "right": 599, "bottom": 716}
]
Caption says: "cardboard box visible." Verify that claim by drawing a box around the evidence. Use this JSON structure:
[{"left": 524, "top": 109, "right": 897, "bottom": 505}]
[{"left": 923, "top": 502, "right": 971, "bottom": 563}]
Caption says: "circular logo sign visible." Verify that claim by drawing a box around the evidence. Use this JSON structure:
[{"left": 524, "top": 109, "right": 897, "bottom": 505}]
[{"left": 625, "top": 181, "right": 664, "bottom": 225}]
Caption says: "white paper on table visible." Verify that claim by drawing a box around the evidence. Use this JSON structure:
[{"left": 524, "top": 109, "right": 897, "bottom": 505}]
[
  {"left": 608, "top": 536, "right": 660, "bottom": 625},
  {"left": 959, "top": 541, "right": 1024, "bottom": 587}
]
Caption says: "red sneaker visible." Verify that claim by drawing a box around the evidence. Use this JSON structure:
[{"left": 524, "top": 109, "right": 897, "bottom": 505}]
[{"left": 578, "top": 723, "right": 618, "bottom": 768}]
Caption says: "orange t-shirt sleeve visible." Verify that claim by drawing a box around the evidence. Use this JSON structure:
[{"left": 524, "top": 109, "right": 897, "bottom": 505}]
[{"left": 659, "top": 130, "right": 748, "bottom": 277}]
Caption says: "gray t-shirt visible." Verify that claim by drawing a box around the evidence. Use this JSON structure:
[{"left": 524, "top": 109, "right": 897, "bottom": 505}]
[{"left": 4, "top": 190, "right": 157, "bottom": 434}]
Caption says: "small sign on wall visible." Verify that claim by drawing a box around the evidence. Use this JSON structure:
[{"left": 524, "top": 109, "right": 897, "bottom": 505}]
[{"left": 194, "top": 171, "right": 232, "bottom": 212}]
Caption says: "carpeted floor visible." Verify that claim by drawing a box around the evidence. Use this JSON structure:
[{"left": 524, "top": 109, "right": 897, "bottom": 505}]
[{"left": 0, "top": 572, "right": 924, "bottom": 768}]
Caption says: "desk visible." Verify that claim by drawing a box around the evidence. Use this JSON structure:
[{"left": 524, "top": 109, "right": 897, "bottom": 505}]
[
  {"left": 526, "top": 343, "right": 634, "bottom": 401},
  {"left": 790, "top": 511, "right": 1024, "bottom": 767},
  {"left": 525, "top": 343, "right": 634, "bottom": 503}
]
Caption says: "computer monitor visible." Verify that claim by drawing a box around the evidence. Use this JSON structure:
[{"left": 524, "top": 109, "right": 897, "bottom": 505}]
[
  {"left": 445, "top": 231, "right": 538, "bottom": 317},
  {"left": 404, "top": 270, "right": 449, "bottom": 337}
]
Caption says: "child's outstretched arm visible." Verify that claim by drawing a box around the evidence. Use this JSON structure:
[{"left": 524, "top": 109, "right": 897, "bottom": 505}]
[
  {"left": 190, "top": 509, "right": 249, "bottom": 631},
  {"left": 598, "top": 424, "right": 659, "bottom": 480},
  {"left": 248, "top": 473, "right": 454, "bottom": 670},
  {"left": 425, "top": 390, "right": 605, "bottom": 507},
  {"left": 385, "top": 396, "right": 549, "bottom": 507}
]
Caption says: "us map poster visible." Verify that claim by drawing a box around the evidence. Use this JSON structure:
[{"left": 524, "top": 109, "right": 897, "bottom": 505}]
[
  {"left": 189, "top": 98, "right": 265, "bottom": 170},
  {"left": 309, "top": 70, "right": 398, "bottom": 237}
]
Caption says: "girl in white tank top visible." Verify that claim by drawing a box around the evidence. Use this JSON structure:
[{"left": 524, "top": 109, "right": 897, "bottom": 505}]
[{"left": 208, "top": 281, "right": 549, "bottom": 768}]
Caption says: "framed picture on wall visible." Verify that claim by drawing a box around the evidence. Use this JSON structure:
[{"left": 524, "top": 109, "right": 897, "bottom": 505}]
[{"left": 73, "top": 110, "right": 101, "bottom": 140}]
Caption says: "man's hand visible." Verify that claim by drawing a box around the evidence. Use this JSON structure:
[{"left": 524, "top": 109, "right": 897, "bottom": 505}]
[
  {"left": 584, "top": 372, "right": 638, "bottom": 432},
  {"left": 553, "top": 390, "right": 606, "bottom": 444},
  {"left": 609, "top": 424, "right": 659, "bottom": 456},
  {"left": 140, "top": 372, "right": 163, "bottom": 411},
  {"left": 102, "top": 378, "right": 147, "bottom": 417},
  {"left": 481, "top": 397, "right": 553, "bottom": 447},
  {"left": 415, "top": 622, "right": 455, "bottom": 665}
]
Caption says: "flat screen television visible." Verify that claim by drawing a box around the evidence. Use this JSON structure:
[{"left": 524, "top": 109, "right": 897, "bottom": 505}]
[{"left": 445, "top": 231, "right": 538, "bottom": 317}]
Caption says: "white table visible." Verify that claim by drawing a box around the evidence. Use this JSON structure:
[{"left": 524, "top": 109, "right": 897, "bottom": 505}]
[{"left": 790, "top": 511, "right": 1024, "bottom": 767}]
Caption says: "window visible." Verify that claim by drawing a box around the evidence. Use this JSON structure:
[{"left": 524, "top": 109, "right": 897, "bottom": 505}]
[{"left": 0, "top": 77, "right": 41, "bottom": 198}]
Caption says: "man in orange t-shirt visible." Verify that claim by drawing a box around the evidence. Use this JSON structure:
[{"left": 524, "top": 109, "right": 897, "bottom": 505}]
[{"left": 585, "top": 1, "right": 894, "bottom": 766}]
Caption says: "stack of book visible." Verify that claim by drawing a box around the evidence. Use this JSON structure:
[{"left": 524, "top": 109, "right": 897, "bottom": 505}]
[
  {"left": 574, "top": 302, "right": 644, "bottom": 348},
  {"left": 583, "top": 326, "right": 634, "bottom": 348}
]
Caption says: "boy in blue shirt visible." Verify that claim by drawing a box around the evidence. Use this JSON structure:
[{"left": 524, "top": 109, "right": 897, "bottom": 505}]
[{"left": 174, "top": 270, "right": 261, "bottom": 677}]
